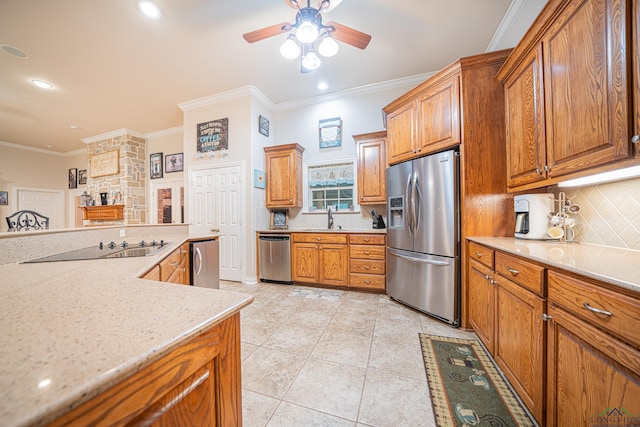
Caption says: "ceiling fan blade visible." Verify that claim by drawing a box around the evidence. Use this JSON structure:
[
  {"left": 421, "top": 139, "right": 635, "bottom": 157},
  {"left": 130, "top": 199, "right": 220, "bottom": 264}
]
[
  {"left": 242, "top": 23, "right": 291, "bottom": 43},
  {"left": 284, "top": 0, "right": 299, "bottom": 9},
  {"left": 326, "top": 21, "right": 371, "bottom": 49}
]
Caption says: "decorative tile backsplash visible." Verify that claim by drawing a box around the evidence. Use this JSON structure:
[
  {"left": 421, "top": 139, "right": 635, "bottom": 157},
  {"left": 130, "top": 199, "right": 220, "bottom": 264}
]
[{"left": 557, "top": 177, "right": 640, "bottom": 250}]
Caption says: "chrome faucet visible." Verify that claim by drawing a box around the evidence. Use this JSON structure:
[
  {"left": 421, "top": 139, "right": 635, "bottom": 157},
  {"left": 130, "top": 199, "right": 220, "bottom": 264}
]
[{"left": 327, "top": 206, "right": 334, "bottom": 230}]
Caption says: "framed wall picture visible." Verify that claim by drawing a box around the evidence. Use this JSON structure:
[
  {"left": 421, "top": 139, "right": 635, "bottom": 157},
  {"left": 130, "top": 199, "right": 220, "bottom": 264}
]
[
  {"left": 165, "top": 153, "right": 184, "bottom": 173},
  {"left": 78, "top": 169, "right": 87, "bottom": 185},
  {"left": 89, "top": 149, "right": 119, "bottom": 178},
  {"left": 68, "top": 168, "right": 78, "bottom": 189},
  {"left": 270, "top": 210, "right": 289, "bottom": 230},
  {"left": 259, "top": 115, "right": 269, "bottom": 137},
  {"left": 197, "top": 118, "right": 228, "bottom": 153},
  {"left": 150, "top": 153, "right": 163, "bottom": 179},
  {"left": 319, "top": 117, "right": 342, "bottom": 148},
  {"left": 254, "top": 169, "right": 266, "bottom": 189},
  {"left": 0, "top": 191, "right": 7, "bottom": 206}
]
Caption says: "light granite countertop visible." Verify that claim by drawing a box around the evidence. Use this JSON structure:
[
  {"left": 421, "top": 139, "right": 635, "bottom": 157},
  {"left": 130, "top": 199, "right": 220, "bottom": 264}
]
[
  {"left": 468, "top": 237, "right": 640, "bottom": 294},
  {"left": 0, "top": 237, "right": 253, "bottom": 427}
]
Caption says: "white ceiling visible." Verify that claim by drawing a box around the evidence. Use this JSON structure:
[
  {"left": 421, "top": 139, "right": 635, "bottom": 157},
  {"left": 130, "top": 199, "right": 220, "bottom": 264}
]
[{"left": 0, "top": 0, "right": 547, "bottom": 154}]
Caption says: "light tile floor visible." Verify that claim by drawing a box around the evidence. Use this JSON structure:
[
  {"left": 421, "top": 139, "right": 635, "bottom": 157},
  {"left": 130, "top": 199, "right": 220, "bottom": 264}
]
[{"left": 220, "top": 280, "right": 477, "bottom": 427}]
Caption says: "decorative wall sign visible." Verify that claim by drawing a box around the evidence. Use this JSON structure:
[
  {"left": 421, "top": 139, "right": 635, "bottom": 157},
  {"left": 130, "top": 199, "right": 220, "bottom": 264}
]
[
  {"left": 270, "top": 210, "right": 289, "bottom": 230},
  {"left": 165, "top": 153, "right": 184, "bottom": 173},
  {"left": 150, "top": 153, "right": 163, "bottom": 179},
  {"left": 254, "top": 169, "right": 266, "bottom": 189},
  {"left": 197, "top": 118, "right": 229, "bottom": 153},
  {"left": 319, "top": 117, "right": 342, "bottom": 148},
  {"left": 89, "top": 149, "right": 120, "bottom": 178},
  {"left": 78, "top": 169, "right": 87, "bottom": 185},
  {"left": 259, "top": 115, "right": 269, "bottom": 137},
  {"left": 68, "top": 168, "right": 78, "bottom": 189},
  {"left": 0, "top": 191, "right": 7, "bottom": 205}
]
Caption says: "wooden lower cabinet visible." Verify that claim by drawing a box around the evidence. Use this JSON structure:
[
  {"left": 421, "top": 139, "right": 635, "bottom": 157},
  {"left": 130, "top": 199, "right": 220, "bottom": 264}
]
[
  {"left": 468, "top": 259, "right": 496, "bottom": 353},
  {"left": 494, "top": 275, "right": 545, "bottom": 423},
  {"left": 349, "top": 234, "right": 386, "bottom": 291},
  {"left": 142, "top": 242, "right": 190, "bottom": 285},
  {"left": 47, "top": 313, "right": 243, "bottom": 426},
  {"left": 546, "top": 304, "right": 640, "bottom": 426},
  {"left": 292, "top": 233, "right": 348, "bottom": 287}
]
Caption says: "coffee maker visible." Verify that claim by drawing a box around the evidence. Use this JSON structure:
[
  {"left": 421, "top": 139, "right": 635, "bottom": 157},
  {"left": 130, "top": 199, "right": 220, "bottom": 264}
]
[{"left": 514, "top": 194, "right": 553, "bottom": 239}]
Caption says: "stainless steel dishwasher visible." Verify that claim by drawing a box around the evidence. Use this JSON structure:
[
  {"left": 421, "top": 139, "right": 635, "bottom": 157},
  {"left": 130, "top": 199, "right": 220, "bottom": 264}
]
[{"left": 258, "top": 234, "right": 292, "bottom": 284}]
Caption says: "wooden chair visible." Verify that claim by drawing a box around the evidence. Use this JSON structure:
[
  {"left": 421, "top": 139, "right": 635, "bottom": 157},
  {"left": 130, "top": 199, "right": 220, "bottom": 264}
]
[{"left": 5, "top": 210, "right": 50, "bottom": 231}]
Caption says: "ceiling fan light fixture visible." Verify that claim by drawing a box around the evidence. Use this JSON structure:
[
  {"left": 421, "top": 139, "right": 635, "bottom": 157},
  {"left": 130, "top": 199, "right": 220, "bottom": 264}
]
[
  {"left": 302, "top": 50, "right": 321, "bottom": 70},
  {"left": 296, "top": 20, "right": 319, "bottom": 44},
  {"left": 318, "top": 36, "right": 339, "bottom": 57},
  {"left": 280, "top": 37, "right": 301, "bottom": 59}
]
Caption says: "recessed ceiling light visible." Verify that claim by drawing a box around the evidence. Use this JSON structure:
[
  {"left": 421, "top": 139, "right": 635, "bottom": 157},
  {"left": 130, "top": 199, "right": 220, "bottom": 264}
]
[
  {"left": 31, "top": 79, "right": 53, "bottom": 89},
  {"left": 45, "top": 144, "right": 54, "bottom": 148},
  {"left": 138, "top": 1, "right": 161, "bottom": 19},
  {"left": 317, "top": 81, "right": 329, "bottom": 90},
  {"left": 68, "top": 124, "right": 81, "bottom": 129},
  {"left": 1, "top": 45, "right": 28, "bottom": 58}
]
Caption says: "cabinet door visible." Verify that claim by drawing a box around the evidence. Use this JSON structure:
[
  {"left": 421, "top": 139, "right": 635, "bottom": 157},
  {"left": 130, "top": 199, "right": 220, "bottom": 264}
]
[
  {"left": 386, "top": 101, "right": 417, "bottom": 165},
  {"left": 319, "top": 244, "right": 348, "bottom": 286},
  {"left": 504, "top": 45, "right": 547, "bottom": 188},
  {"left": 357, "top": 137, "right": 386, "bottom": 204},
  {"left": 265, "top": 146, "right": 303, "bottom": 208},
  {"left": 292, "top": 243, "right": 319, "bottom": 283},
  {"left": 417, "top": 75, "right": 461, "bottom": 154},
  {"left": 494, "top": 275, "right": 545, "bottom": 424},
  {"left": 547, "top": 305, "right": 640, "bottom": 426},
  {"left": 543, "top": 0, "right": 631, "bottom": 177},
  {"left": 468, "top": 259, "right": 496, "bottom": 353}
]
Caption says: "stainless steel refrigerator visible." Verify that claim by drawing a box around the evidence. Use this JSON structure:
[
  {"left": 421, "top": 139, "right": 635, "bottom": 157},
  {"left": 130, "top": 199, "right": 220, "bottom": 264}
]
[{"left": 386, "top": 149, "right": 460, "bottom": 325}]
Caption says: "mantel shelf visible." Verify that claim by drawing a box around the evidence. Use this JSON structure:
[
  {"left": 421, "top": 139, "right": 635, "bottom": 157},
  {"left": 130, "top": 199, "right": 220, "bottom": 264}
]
[{"left": 81, "top": 205, "right": 125, "bottom": 220}]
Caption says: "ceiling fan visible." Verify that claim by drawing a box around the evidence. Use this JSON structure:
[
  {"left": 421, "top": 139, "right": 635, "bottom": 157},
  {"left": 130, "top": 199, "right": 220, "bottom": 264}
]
[{"left": 242, "top": 0, "right": 372, "bottom": 72}]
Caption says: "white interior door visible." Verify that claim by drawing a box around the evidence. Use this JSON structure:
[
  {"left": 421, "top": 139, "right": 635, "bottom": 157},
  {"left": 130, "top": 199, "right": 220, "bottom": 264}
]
[
  {"left": 190, "top": 164, "right": 244, "bottom": 282},
  {"left": 14, "top": 188, "right": 65, "bottom": 229}
]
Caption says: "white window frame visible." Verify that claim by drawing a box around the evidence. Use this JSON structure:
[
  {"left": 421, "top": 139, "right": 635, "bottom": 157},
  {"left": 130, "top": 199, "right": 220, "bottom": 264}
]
[{"left": 303, "top": 158, "right": 359, "bottom": 213}]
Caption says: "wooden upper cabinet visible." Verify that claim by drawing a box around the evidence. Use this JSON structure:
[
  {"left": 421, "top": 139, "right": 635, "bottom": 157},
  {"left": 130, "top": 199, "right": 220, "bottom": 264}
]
[
  {"left": 417, "top": 75, "right": 461, "bottom": 154},
  {"left": 385, "top": 101, "right": 417, "bottom": 164},
  {"left": 264, "top": 143, "right": 304, "bottom": 208},
  {"left": 354, "top": 131, "right": 387, "bottom": 205},
  {"left": 499, "top": 0, "right": 636, "bottom": 191},
  {"left": 504, "top": 45, "right": 547, "bottom": 188}
]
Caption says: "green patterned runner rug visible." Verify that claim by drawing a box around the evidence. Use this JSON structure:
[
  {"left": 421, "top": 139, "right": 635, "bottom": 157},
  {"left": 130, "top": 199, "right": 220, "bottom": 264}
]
[{"left": 419, "top": 334, "right": 536, "bottom": 426}]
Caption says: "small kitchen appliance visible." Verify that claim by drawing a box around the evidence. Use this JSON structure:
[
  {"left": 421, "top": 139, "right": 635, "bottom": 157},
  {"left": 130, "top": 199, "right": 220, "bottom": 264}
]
[{"left": 514, "top": 194, "right": 554, "bottom": 239}]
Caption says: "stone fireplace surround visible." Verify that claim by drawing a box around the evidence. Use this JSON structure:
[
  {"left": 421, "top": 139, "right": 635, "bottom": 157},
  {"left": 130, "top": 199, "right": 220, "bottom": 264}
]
[{"left": 85, "top": 133, "right": 146, "bottom": 226}]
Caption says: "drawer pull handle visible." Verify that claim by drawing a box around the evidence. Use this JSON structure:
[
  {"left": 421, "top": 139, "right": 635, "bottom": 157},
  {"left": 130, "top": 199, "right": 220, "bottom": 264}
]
[
  {"left": 583, "top": 302, "right": 612, "bottom": 317},
  {"left": 506, "top": 267, "right": 519, "bottom": 275},
  {"left": 363, "top": 266, "right": 371, "bottom": 270},
  {"left": 314, "top": 237, "right": 322, "bottom": 241},
  {"left": 364, "top": 238, "right": 371, "bottom": 242},
  {"left": 169, "top": 262, "right": 179, "bottom": 266},
  {"left": 364, "top": 280, "right": 371, "bottom": 284},
  {"left": 363, "top": 251, "right": 371, "bottom": 255},
  {"left": 475, "top": 252, "right": 483, "bottom": 258}
]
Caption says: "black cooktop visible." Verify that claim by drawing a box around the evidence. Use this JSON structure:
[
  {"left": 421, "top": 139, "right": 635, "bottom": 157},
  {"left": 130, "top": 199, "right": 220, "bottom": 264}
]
[{"left": 22, "top": 240, "right": 172, "bottom": 263}]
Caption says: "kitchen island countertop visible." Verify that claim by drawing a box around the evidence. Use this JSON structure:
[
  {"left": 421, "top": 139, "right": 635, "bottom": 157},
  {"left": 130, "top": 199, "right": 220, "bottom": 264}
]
[
  {"left": 0, "top": 236, "right": 253, "bottom": 427},
  {"left": 468, "top": 237, "right": 640, "bottom": 294}
]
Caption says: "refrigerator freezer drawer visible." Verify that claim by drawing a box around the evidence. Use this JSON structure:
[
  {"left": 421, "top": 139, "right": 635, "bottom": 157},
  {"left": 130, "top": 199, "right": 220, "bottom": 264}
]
[{"left": 386, "top": 248, "right": 459, "bottom": 325}]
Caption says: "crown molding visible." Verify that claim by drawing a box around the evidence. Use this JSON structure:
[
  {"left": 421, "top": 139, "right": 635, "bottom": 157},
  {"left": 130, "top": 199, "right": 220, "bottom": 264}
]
[
  {"left": 0, "top": 140, "right": 85, "bottom": 156},
  {"left": 81, "top": 128, "right": 146, "bottom": 144},
  {"left": 144, "top": 126, "right": 184, "bottom": 139},
  {"left": 486, "top": 0, "right": 527, "bottom": 51},
  {"left": 272, "top": 72, "right": 434, "bottom": 112},
  {"left": 178, "top": 86, "right": 274, "bottom": 112}
]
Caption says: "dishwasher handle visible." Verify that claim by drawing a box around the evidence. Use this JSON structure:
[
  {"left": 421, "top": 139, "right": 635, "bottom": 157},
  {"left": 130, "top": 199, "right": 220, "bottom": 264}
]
[{"left": 259, "top": 235, "right": 290, "bottom": 241}]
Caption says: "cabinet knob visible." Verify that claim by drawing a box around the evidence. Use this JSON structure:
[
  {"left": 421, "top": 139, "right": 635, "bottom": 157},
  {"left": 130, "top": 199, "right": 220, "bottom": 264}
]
[
  {"left": 632, "top": 135, "right": 640, "bottom": 144},
  {"left": 536, "top": 168, "right": 542, "bottom": 175},
  {"left": 544, "top": 165, "right": 551, "bottom": 172},
  {"left": 475, "top": 252, "right": 483, "bottom": 258}
]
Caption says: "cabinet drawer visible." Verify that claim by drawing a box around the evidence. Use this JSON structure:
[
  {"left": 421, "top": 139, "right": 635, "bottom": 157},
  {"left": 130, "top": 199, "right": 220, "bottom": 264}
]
[
  {"left": 495, "top": 252, "right": 544, "bottom": 295},
  {"left": 548, "top": 270, "right": 640, "bottom": 349},
  {"left": 468, "top": 242, "right": 494, "bottom": 269},
  {"left": 159, "top": 247, "right": 182, "bottom": 281},
  {"left": 350, "top": 259, "right": 385, "bottom": 275},
  {"left": 350, "top": 273, "right": 386, "bottom": 290},
  {"left": 350, "top": 245, "right": 385, "bottom": 260},
  {"left": 293, "top": 233, "right": 347, "bottom": 244},
  {"left": 349, "top": 234, "right": 385, "bottom": 245}
]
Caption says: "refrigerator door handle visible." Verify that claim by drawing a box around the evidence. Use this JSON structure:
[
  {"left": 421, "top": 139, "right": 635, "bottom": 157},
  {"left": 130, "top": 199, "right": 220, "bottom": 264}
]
[
  {"left": 389, "top": 251, "right": 450, "bottom": 266},
  {"left": 195, "top": 247, "right": 203, "bottom": 276},
  {"left": 405, "top": 173, "right": 413, "bottom": 236},
  {"left": 412, "top": 171, "right": 421, "bottom": 235}
]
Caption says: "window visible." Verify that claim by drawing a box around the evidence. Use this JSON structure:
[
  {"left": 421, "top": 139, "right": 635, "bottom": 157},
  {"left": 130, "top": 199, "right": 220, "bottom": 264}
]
[{"left": 307, "top": 162, "right": 355, "bottom": 211}]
